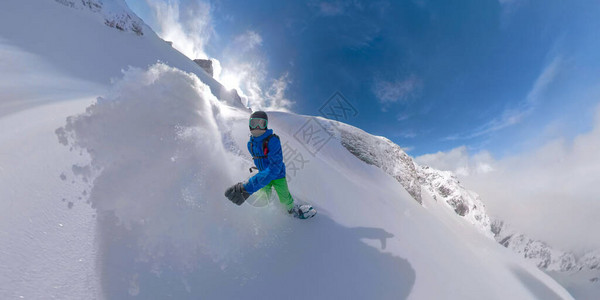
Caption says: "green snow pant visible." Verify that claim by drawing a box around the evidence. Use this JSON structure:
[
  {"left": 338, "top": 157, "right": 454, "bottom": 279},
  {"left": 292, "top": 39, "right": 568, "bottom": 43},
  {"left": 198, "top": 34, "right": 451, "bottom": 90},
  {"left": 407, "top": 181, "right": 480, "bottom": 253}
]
[{"left": 257, "top": 177, "right": 294, "bottom": 211}]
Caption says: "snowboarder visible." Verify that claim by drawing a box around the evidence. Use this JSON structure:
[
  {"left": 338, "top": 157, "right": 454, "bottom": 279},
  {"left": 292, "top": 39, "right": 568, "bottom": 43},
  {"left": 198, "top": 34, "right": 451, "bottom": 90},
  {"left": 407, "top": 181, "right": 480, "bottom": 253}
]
[{"left": 224, "top": 111, "right": 316, "bottom": 219}]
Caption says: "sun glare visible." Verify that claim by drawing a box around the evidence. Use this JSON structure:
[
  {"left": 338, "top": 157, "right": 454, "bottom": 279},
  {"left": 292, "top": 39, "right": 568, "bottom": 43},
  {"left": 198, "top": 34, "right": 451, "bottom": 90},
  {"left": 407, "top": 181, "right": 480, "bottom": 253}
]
[{"left": 219, "top": 72, "right": 241, "bottom": 91}]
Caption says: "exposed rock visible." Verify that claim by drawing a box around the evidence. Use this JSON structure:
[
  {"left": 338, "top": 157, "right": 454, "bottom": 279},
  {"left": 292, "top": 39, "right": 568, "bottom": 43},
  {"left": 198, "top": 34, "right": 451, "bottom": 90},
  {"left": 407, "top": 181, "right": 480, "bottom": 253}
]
[
  {"left": 581, "top": 251, "right": 600, "bottom": 270},
  {"left": 338, "top": 126, "right": 422, "bottom": 204},
  {"left": 337, "top": 123, "right": 491, "bottom": 235},
  {"left": 416, "top": 165, "right": 492, "bottom": 236},
  {"left": 193, "top": 59, "right": 214, "bottom": 77},
  {"left": 104, "top": 13, "right": 143, "bottom": 35},
  {"left": 55, "top": 0, "right": 144, "bottom": 36},
  {"left": 81, "top": 0, "right": 102, "bottom": 12},
  {"left": 57, "top": 0, "right": 102, "bottom": 11}
]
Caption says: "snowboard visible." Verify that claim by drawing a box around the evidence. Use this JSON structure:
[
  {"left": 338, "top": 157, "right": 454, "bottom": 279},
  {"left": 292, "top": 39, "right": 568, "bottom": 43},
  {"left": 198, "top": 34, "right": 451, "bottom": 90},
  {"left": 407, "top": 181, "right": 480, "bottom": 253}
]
[
  {"left": 246, "top": 193, "right": 316, "bottom": 219},
  {"left": 290, "top": 204, "right": 317, "bottom": 219}
]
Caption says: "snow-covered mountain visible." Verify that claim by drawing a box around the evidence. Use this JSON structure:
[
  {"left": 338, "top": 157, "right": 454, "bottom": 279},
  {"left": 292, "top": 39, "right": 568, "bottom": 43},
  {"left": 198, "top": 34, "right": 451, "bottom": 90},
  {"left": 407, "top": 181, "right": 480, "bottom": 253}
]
[
  {"left": 56, "top": 0, "right": 144, "bottom": 35},
  {"left": 492, "top": 220, "right": 600, "bottom": 274},
  {"left": 338, "top": 124, "right": 492, "bottom": 236},
  {"left": 0, "top": 0, "right": 583, "bottom": 299},
  {"left": 2, "top": 0, "right": 245, "bottom": 110},
  {"left": 492, "top": 220, "right": 579, "bottom": 272},
  {"left": 336, "top": 117, "right": 600, "bottom": 297},
  {"left": 492, "top": 222, "right": 600, "bottom": 298}
]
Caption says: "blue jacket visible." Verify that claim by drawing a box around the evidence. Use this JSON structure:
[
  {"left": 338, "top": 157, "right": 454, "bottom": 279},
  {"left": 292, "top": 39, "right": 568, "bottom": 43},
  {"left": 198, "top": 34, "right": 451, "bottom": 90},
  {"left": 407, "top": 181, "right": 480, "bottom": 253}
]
[{"left": 243, "top": 129, "right": 287, "bottom": 194}]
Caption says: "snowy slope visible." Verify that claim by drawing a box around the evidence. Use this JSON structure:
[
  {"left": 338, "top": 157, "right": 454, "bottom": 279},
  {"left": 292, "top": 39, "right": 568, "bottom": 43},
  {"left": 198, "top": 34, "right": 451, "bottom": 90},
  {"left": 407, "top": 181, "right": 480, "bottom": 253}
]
[
  {"left": 0, "top": 1, "right": 576, "bottom": 299},
  {"left": 0, "top": 0, "right": 245, "bottom": 109},
  {"left": 53, "top": 63, "right": 572, "bottom": 299},
  {"left": 55, "top": 0, "right": 144, "bottom": 35}
]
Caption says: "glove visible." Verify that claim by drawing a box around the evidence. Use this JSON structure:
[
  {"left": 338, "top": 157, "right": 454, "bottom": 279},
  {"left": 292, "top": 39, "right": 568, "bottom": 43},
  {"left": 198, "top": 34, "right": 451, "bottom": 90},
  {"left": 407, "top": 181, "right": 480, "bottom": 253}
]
[{"left": 224, "top": 182, "right": 251, "bottom": 206}]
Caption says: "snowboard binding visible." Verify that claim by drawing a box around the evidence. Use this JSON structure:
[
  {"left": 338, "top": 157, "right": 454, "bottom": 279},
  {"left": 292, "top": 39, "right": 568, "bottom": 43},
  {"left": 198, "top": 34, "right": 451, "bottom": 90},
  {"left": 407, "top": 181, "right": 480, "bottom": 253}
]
[{"left": 289, "top": 204, "right": 317, "bottom": 219}]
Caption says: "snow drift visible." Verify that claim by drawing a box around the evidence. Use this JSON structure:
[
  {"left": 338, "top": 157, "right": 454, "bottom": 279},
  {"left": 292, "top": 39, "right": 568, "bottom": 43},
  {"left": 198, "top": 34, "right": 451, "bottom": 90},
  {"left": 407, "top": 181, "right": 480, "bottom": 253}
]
[
  {"left": 54, "top": 64, "right": 418, "bottom": 298},
  {"left": 55, "top": 64, "right": 289, "bottom": 275}
]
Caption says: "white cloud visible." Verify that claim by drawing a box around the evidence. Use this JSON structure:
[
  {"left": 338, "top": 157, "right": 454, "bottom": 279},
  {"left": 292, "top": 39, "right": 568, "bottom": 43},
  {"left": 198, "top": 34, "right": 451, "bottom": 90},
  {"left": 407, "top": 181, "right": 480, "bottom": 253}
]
[
  {"left": 396, "top": 129, "right": 418, "bottom": 139},
  {"left": 415, "top": 146, "right": 495, "bottom": 176},
  {"left": 396, "top": 112, "right": 411, "bottom": 121},
  {"left": 309, "top": 1, "right": 348, "bottom": 16},
  {"left": 146, "top": 0, "right": 213, "bottom": 59},
  {"left": 419, "top": 104, "right": 600, "bottom": 251},
  {"left": 446, "top": 57, "right": 561, "bottom": 141},
  {"left": 498, "top": 0, "right": 526, "bottom": 26},
  {"left": 263, "top": 73, "right": 294, "bottom": 111},
  {"left": 498, "top": 0, "right": 522, "bottom": 7},
  {"left": 232, "top": 30, "right": 263, "bottom": 52},
  {"left": 373, "top": 75, "right": 422, "bottom": 105},
  {"left": 317, "top": 2, "right": 346, "bottom": 16}
]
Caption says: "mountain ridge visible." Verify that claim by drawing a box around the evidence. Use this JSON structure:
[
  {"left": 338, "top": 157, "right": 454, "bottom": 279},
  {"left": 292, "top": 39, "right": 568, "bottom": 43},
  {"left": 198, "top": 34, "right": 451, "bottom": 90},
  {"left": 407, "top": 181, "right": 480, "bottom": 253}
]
[{"left": 335, "top": 119, "right": 600, "bottom": 293}]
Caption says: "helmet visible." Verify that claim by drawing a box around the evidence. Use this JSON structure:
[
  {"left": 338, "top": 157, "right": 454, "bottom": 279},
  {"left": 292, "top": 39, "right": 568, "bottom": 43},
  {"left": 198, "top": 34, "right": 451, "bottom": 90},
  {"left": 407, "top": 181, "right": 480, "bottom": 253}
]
[{"left": 249, "top": 111, "right": 268, "bottom": 130}]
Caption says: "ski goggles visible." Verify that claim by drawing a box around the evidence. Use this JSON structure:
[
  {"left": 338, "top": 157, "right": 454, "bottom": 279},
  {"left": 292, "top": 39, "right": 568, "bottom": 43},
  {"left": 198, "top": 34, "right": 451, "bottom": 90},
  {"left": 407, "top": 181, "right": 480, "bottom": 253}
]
[{"left": 249, "top": 118, "right": 268, "bottom": 129}]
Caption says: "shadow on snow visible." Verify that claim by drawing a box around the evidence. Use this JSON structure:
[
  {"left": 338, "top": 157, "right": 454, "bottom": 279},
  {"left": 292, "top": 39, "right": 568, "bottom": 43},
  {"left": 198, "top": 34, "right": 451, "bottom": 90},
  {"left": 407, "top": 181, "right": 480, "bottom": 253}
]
[{"left": 96, "top": 210, "right": 416, "bottom": 299}]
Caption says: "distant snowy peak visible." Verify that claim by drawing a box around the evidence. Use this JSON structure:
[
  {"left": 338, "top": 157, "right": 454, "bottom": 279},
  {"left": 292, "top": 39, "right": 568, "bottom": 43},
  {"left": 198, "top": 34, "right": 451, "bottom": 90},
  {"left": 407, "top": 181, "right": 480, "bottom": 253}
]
[
  {"left": 493, "top": 220, "right": 600, "bottom": 273},
  {"left": 494, "top": 219, "right": 579, "bottom": 272},
  {"left": 55, "top": 0, "right": 144, "bottom": 35},
  {"left": 581, "top": 251, "right": 600, "bottom": 270}
]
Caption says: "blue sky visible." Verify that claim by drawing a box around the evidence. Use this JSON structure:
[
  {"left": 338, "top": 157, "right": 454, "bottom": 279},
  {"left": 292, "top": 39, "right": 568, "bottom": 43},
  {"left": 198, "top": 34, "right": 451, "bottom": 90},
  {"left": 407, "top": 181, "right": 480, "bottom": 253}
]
[{"left": 126, "top": 0, "right": 600, "bottom": 157}]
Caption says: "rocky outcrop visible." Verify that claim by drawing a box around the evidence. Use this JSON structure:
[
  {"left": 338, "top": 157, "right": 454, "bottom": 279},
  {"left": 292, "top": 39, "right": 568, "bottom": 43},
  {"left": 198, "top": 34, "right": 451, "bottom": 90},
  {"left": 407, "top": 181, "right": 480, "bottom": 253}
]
[
  {"left": 55, "top": 0, "right": 144, "bottom": 36},
  {"left": 581, "top": 251, "right": 600, "bottom": 270},
  {"left": 416, "top": 165, "right": 492, "bottom": 236},
  {"left": 497, "top": 230, "right": 579, "bottom": 271},
  {"left": 338, "top": 126, "right": 422, "bottom": 204},
  {"left": 104, "top": 12, "right": 143, "bottom": 35},
  {"left": 193, "top": 59, "right": 214, "bottom": 77},
  {"left": 337, "top": 124, "right": 491, "bottom": 235},
  {"left": 219, "top": 88, "right": 243, "bottom": 109},
  {"left": 492, "top": 220, "right": 600, "bottom": 275}
]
